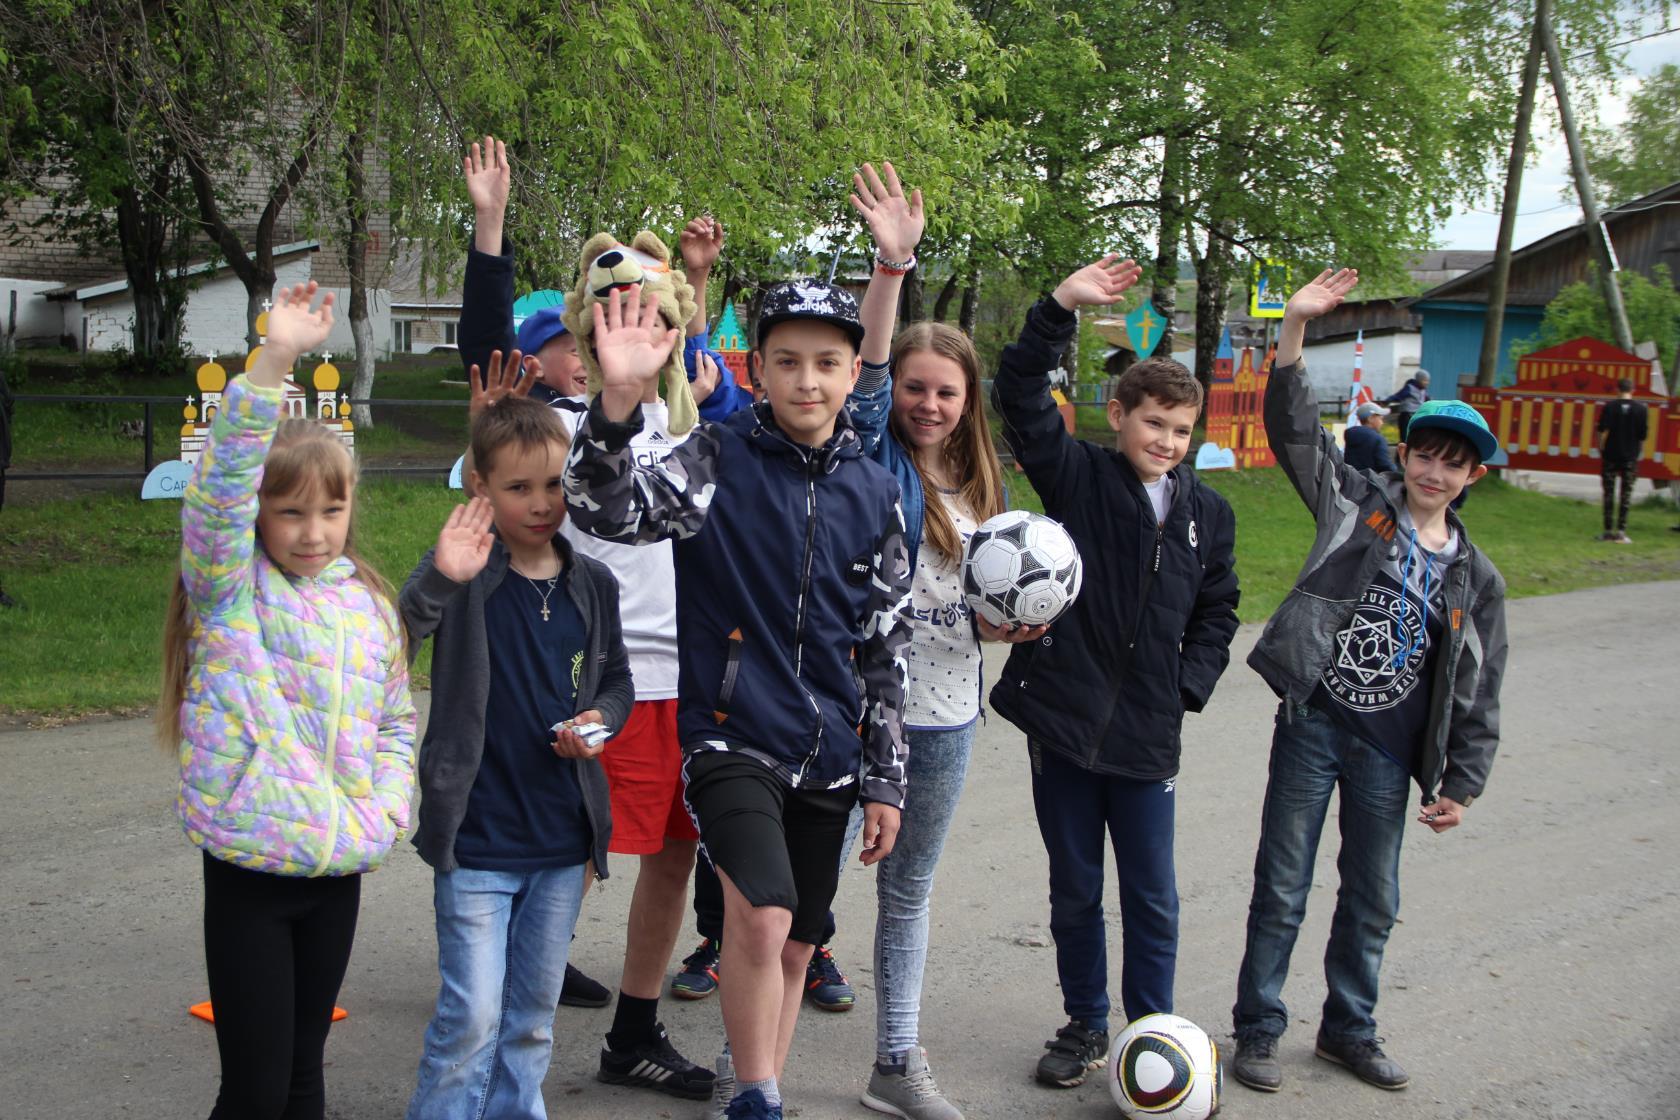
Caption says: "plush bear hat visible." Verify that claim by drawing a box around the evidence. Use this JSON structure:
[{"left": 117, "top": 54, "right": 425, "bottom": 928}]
[{"left": 561, "top": 231, "right": 700, "bottom": 434}]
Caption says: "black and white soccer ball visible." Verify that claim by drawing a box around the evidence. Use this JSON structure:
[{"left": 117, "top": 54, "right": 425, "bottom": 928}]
[
  {"left": 1106, "top": 1014, "right": 1222, "bottom": 1120},
  {"left": 961, "top": 510, "right": 1083, "bottom": 628}
]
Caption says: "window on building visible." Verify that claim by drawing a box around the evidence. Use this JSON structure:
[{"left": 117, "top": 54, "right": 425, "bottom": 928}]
[
  {"left": 394, "top": 319, "right": 412, "bottom": 352},
  {"left": 443, "top": 321, "right": 457, "bottom": 345}
]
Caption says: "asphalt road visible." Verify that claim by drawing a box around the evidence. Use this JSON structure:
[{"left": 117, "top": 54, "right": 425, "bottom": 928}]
[{"left": 2, "top": 581, "right": 1676, "bottom": 1120}]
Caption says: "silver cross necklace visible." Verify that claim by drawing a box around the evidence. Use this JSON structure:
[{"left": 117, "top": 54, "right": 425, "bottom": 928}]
[{"left": 513, "top": 566, "right": 560, "bottom": 622}]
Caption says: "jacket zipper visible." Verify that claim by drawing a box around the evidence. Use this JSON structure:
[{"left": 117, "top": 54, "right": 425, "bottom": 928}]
[
  {"left": 791, "top": 456, "right": 824, "bottom": 785},
  {"left": 311, "top": 600, "right": 348, "bottom": 876}
]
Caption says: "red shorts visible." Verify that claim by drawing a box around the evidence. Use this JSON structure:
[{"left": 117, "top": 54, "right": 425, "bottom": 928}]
[{"left": 602, "top": 699, "right": 699, "bottom": 855}]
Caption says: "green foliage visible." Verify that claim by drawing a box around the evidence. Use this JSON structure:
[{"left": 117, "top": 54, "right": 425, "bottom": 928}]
[
  {"left": 1583, "top": 62, "right": 1680, "bottom": 206},
  {"left": 1511, "top": 265, "right": 1680, "bottom": 373}
]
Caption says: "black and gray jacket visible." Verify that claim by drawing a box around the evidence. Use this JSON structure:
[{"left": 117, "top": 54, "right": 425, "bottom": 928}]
[
  {"left": 989, "top": 298, "right": 1241, "bottom": 780},
  {"left": 1253, "top": 359, "right": 1509, "bottom": 806},
  {"left": 564, "top": 396, "right": 915, "bottom": 808},
  {"left": 399, "top": 533, "right": 633, "bottom": 874}
]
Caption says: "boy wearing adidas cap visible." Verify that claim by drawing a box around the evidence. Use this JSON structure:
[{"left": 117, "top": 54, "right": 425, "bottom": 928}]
[
  {"left": 565, "top": 277, "right": 913, "bottom": 1120},
  {"left": 1231, "top": 269, "right": 1509, "bottom": 1095}
]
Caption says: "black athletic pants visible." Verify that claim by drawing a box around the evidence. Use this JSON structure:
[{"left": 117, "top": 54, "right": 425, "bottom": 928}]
[
  {"left": 1602, "top": 458, "right": 1636, "bottom": 533},
  {"left": 201, "top": 852, "right": 361, "bottom": 1120}
]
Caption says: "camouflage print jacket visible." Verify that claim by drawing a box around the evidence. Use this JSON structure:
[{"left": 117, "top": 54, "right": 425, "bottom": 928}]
[{"left": 564, "top": 397, "right": 915, "bottom": 808}]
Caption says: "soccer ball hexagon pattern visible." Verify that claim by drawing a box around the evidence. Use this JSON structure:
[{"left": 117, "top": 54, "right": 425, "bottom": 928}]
[
  {"left": 961, "top": 510, "right": 1083, "bottom": 628},
  {"left": 1105, "top": 1013, "right": 1222, "bottom": 1120}
]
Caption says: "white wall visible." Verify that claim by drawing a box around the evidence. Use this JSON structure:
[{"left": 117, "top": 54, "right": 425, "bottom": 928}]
[
  {"left": 75, "top": 257, "right": 391, "bottom": 366},
  {"left": 0, "top": 279, "right": 66, "bottom": 346},
  {"left": 1300, "top": 331, "right": 1422, "bottom": 404}
]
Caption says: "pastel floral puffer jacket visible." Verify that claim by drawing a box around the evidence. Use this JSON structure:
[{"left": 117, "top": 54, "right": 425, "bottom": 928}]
[{"left": 175, "top": 376, "right": 417, "bottom": 877}]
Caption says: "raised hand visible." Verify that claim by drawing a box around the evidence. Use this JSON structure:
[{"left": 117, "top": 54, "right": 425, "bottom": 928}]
[
  {"left": 251, "top": 281, "right": 336, "bottom": 390},
  {"left": 468, "top": 348, "right": 535, "bottom": 418},
  {"left": 691, "top": 351, "right": 721, "bottom": 407},
  {"left": 680, "top": 215, "right": 724, "bottom": 276},
  {"left": 592, "top": 286, "right": 680, "bottom": 394},
  {"left": 433, "top": 496, "right": 495, "bottom": 584},
  {"left": 1052, "top": 255, "right": 1143, "bottom": 311},
  {"left": 1284, "top": 268, "right": 1359, "bottom": 321},
  {"left": 850, "top": 161, "right": 924, "bottom": 263},
  {"left": 463, "top": 135, "right": 511, "bottom": 217}
]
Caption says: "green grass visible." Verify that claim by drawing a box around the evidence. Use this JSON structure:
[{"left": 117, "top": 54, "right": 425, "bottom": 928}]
[
  {"left": 0, "top": 479, "right": 459, "bottom": 716},
  {"left": 3, "top": 458, "right": 1677, "bottom": 718}
]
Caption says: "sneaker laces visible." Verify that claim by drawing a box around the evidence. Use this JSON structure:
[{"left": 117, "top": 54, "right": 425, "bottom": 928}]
[
  {"left": 898, "top": 1062, "right": 944, "bottom": 1104},
  {"left": 1238, "top": 1032, "right": 1278, "bottom": 1059},
  {"left": 809, "top": 946, "right": 846, "bottom": 985},
  {"left": 1348, "top": 1035, "right": 1388, "bottom": 1060},
  {"left": 681, "top": 938, "right": 719, "bottom": 971}
]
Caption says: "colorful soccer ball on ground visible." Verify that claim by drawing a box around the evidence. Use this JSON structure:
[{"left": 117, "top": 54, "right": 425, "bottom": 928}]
[
  {"left": 1106, "top": 1014, "right": 1222, "bottom": 1120},
  {"left": 961, "top": 510, "right": 1083, "bottom": 628}
]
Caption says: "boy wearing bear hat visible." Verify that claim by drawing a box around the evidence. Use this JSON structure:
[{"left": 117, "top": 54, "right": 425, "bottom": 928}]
[{"left": 565, "top": 275, "right": 913, "bottom": 1120}]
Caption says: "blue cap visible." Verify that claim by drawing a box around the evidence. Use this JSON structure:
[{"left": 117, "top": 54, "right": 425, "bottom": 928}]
[
  {"left": 516, "top": 302, "right": 568, "bottom": 355},
  {"left": 1407, "top": 399, "right": 1498, "bottom": 461}
]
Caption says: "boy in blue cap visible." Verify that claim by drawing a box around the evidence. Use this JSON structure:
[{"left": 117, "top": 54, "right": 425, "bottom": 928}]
[{"left": 1231, "top": 269, "right": 1510, "bottom": 1096}]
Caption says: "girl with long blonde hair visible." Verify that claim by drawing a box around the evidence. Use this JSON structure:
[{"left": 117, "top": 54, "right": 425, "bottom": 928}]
[
  {"left": 161, "top": 281, "right": 415, "bottom": 1120},
  {"left": 845, "top": 162, "right": 1040, "bottom": 1118}
]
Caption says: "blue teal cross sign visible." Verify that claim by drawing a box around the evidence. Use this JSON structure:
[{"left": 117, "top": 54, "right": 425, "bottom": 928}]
[{"left": 1125, "top": 303, "right": 1167, "bottom": 356}]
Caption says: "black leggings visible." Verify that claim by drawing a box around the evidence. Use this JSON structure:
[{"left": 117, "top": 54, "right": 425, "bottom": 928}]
[{"left": 201, "top": 852, "right": 361, "bottom": 1120}]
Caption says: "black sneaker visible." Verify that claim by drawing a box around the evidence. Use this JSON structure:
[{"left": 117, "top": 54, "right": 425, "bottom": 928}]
[
  {"left": 559, "top": 961, "right": 612, "bottom": 1008},
  {"left": 1231, "top": 1031, "right": 1281, "bottom": 1092},
  {"left": 672, "top": 937, "right": 720, "bottom": 1000},
  {"left": 1314, "top": 1032, "right": 1409, "bottom": 1090},
  {"left": 597, "top": 1021, "right": 716, "bottom": 1100},
  {"left": 805, "top": 945, "right": 855, "bottom": 1012},
  {"left": 1034, "top": 1020, "right": 1109, "bottom": 1088}
]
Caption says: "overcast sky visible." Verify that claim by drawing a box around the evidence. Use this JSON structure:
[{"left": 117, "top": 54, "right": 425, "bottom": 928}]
[{"left": 1437, "top": 24, "right": 1679, "bottom": 250}]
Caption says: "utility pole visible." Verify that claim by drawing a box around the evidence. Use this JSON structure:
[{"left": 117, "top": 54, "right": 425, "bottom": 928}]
[
  {"left": 1537, "top": 0, "right": 1635, "bottom": 350},
  {"left": 1478, "top": 6, "right": 1546, "bottom": 387}
]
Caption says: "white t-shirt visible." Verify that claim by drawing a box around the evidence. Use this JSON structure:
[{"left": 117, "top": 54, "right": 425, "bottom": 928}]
[
  {"left": 557, "top": 399, "right": 680, "bottom": 699},
  {"left": 904, "top": 491, "right": 981, "bottom": 729},
  {"left": 1143, "top": 473, "right": 1175, "bottom": 524}
]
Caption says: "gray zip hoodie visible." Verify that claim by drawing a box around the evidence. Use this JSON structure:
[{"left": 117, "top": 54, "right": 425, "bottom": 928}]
[
  {"left": 400, "top": 532, "right": 633, "bottom": 875},
  {"left": 1250, "top": 360, "right": 1509, "bottom": 807}
]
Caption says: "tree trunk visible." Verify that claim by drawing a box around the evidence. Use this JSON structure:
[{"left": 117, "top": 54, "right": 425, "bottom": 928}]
[
  {"left": 932, "top": 268, "right": 960, "bottom": 321},
  {"left": 1151, "top": 130, "right": 1185, "bottom": 358},
  {"left": 959, "top": 266, "right": 980, "bottom": 338},
  {"left": 1193, "top": 220, "right": 1236, "bottom": 402},
  {"left": 1480, "top": 11, "right": 1545, "bottom": 387},
  {"left": 898, "top": 266, "right": 926, "bottom": 324},
  {"left": 345, "top": 130, "right": 376, "bottom": 427}
]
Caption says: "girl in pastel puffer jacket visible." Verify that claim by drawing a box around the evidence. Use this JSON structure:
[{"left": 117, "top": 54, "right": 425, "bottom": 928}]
[{"left": 158, "top": 281, "right": 416, "bottom": 1120}]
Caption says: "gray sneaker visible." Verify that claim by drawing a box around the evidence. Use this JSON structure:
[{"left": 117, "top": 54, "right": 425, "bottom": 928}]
[
  {"left": 707, "top": 1050, "right": 736, "bottom": 1120},
  {"left": 860, "top": 1048, "right": 964, "bottom": 1120}
]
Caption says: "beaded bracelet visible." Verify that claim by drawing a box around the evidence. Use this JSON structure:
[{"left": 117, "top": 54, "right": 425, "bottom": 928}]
[{"left": 874, "top": 252, "right": 917, "bottom": 276}]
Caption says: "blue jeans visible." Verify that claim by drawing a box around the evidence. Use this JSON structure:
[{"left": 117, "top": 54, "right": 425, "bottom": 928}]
[
  {"left": 406, "top": 864, "right": 588, "bottom": 1120},
  {"left": 1233, "top": 702, "right": 1410, "bottom": 1043},
  {"left": 874, "top": 722, "right": 977, "bottom": 1061},
  {"left": 1030, "top": 741, "right": 1178, "bottom": 1032}
]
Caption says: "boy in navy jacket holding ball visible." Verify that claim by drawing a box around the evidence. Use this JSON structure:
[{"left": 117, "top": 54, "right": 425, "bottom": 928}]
[{"left": 989, "top": 255, "right": 1240, "bottom": 1089}]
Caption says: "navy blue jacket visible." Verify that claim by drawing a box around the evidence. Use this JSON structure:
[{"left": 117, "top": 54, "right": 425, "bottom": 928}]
[
  {"left": 989, "top": 299, "right": 1241, "bottom": 779},
  {"left": 564, "top": 398, "right": 915, "bottom": 806},
  {"left": 1343, "top": 423, "right": 1395, "bottom": 474}
]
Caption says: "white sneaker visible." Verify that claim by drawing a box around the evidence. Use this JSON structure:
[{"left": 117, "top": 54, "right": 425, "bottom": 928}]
[
  {"left": 707, "top": 1050, "right": 735, "bottom": 1120},
  {"left": 860, "top": 1047, "right": 964, "bottom": 1120}
]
